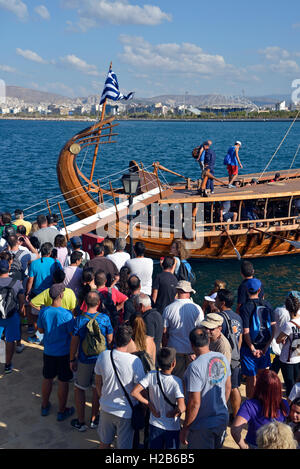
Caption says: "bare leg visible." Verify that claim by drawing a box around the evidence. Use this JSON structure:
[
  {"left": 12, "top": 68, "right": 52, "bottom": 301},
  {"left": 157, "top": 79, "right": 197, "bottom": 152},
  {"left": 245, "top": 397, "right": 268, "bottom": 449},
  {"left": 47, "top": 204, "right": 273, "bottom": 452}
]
[
  {"left": 57, "top": 381, "right": 69, "bottom": 413},
  {"left": 5, "top": 341, "right": 15, "bottom": 366},
  {"left": 42, "top": 378, "right": 53, "bottom": 408},
  {"left": 246, "top": 375, "right": 256, "bottom": 399},
  {"left": 74, "top": 386, "right": 86, "bottom": 423},
  {"left": 91, "top": 387, "right": 100, "bottom": 422},
  {"left": 230, "top": 388, "right": 242, "bottom": 417}
]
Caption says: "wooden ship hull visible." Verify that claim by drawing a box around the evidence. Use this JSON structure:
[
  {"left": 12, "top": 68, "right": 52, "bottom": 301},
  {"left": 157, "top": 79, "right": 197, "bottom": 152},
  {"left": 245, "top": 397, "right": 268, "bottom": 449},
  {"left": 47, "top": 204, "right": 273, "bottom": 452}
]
[{"left": 56, "top": 117, "right": 300, "bottom": 260}]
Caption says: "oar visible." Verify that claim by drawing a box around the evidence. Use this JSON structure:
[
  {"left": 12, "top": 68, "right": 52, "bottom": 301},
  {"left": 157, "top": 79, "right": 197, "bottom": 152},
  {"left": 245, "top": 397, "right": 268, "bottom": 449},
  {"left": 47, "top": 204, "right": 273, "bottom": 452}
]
[
  {"left": 251, "top": 226, "right": 300, "bottom": 249},
  {"left": 222, "top": 228, "right": 242, "bottom": 260}
]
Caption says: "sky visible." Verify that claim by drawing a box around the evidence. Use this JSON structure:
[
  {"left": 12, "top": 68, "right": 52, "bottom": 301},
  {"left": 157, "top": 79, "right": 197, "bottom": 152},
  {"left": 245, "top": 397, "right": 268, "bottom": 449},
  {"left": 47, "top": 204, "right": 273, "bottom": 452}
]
[{"left": 0, "top": 0, "right": 300, "bottom": 99}]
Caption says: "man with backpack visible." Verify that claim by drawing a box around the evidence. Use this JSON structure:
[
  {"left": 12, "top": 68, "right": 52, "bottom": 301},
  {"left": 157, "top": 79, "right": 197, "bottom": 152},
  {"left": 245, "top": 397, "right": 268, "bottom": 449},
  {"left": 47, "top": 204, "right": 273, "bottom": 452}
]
[
  {"left": 70, "top": 290, "right": 113, "bottom": 432},
  {"left": 239, "top": 278, "right": 276, "bottom": 398},
  {"left": 0, "top": 212, "right": 17, "bottom": 239},
  {"left": 215, "top": 289, "right": 243, "bottom": 418},
  {"left": 0, "top": 259, "right": 25, "bottom": 374}
]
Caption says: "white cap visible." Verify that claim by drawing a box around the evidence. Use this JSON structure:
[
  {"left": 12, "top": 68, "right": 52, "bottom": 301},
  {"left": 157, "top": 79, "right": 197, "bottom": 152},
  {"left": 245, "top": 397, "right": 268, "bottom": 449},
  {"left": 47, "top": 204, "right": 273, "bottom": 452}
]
[
  {"left": 204, "top": 292, "right": 217, "bottom": 302},
  {"left": 235, "top": 140, "right": 242, "bottom": 146}
]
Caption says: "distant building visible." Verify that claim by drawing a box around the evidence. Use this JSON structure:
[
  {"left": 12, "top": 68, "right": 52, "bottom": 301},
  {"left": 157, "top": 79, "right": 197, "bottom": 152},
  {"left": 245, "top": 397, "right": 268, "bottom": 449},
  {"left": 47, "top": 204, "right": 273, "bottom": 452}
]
[
  {"left": 275, "top": 100, "right": 288, "bottom": 111},
  {"left": 0, "top": 107, "right": 9, "bottom": 114}
]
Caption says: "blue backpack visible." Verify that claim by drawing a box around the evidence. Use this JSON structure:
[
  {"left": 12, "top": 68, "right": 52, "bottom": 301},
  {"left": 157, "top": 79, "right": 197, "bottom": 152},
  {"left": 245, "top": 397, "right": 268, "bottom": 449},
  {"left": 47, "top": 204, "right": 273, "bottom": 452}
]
[
  {"left": 224, "top": 153, "right": 231, "bottom": 165},
  {"left": 249, "top": 301, "right": 272, "bottom": 350},
  {"left": 224, "top": 146, "right": 235, "bottom": 166}
]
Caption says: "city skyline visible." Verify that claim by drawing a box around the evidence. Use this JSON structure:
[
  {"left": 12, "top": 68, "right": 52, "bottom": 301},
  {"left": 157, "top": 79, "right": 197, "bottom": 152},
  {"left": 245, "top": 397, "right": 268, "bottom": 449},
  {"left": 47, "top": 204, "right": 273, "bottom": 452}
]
[{"left": 0, "top": 0, "right": 300, "bottom": 99}]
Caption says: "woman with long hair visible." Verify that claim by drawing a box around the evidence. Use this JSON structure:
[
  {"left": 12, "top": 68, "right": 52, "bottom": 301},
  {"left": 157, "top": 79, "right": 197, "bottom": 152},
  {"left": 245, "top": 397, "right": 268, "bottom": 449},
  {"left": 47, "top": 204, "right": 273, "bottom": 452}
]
[
  {"left": 115, "top": 265, "right": 131, "bottom": 297},
  {"left": 276, "top": 292, "right": 300, "bottom": 396},
  {"left": 231, "top": 369, "right": 289, "bottom": 449},
  {"left": 169, "top": 239, "right": 194, "bottom": 283},
  {"left": 127, "top": 313, "right": 156, "bottom": 372}
]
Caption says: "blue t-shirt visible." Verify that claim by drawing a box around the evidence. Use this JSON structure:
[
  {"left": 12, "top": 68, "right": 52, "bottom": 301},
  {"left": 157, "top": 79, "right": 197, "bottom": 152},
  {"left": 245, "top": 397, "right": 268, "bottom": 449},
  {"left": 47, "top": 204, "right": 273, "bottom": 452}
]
[
  {"left": 227, "top": 146, "right": 238, "bottom": 166},
  {"left": 37, "top": 306, "right": 74, "bottom": 356},
  {"left": 73, "top": 312, "right": 113, "bottom": 364},
  {"left": 28, "top": 257, "right": 62, "bottom": 295}
]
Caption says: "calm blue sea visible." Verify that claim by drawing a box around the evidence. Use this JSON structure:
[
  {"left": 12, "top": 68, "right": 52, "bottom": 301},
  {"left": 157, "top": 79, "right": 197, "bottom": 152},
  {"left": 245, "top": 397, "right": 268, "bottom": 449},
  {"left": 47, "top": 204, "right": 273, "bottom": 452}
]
[{"left": 1, "top": 118, "right": 300, "bottom": 306}]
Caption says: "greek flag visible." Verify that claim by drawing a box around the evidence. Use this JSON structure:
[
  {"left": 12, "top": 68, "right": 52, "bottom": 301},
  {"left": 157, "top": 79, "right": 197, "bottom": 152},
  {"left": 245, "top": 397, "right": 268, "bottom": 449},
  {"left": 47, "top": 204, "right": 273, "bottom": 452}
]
[{"left": 100, "top": 68, "right": 134, "bottom": 105}]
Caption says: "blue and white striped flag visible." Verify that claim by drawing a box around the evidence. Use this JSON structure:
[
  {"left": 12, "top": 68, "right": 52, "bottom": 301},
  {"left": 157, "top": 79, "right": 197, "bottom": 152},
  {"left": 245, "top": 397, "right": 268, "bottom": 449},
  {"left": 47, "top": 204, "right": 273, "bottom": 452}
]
[{"left": 100, "top": 68, "right": 134, "bottom": 105}]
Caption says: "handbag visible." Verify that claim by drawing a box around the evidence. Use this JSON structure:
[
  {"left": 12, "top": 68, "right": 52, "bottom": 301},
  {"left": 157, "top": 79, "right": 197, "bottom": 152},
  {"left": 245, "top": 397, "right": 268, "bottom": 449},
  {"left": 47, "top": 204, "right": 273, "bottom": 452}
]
[{"left": 110, "top": 350, "right": 145, "bottom": 431}]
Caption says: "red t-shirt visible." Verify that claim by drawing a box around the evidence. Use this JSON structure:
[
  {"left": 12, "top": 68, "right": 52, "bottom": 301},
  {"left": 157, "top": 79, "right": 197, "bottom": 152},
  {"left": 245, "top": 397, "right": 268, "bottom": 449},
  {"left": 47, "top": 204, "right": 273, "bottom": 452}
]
[{"left": 80, "top": 287, "right": 128, "bottom": 312}]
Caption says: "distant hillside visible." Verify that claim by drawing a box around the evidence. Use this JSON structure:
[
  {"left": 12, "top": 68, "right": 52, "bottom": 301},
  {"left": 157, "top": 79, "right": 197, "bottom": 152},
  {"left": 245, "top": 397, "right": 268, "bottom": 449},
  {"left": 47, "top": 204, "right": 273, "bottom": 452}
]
[
  {"left": 249, "top": 95, "right": 291, "bottom": 107},
  {"left": 6, "top": 86, "right": 72, "bottom": 104}
]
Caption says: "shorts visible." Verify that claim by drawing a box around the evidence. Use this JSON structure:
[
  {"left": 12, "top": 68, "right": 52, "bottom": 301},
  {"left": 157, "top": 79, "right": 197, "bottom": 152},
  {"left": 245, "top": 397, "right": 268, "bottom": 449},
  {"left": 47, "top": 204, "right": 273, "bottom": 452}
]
[
  {"left": 231, "top": 365, "right": 241, "bottom": 389},
  {"left": 0, "top": 312, "right": 21, "bottom": 342},
  {"left": 188, "top": 423, "right": 227, "bottom": 449},
  {"left": 227, "top": 165, "right": 238, "bottom": 176},
  {"left": 74, "top": 361, "right": 96, "bottom": 390},
  {"left": 98, "top": 410, "right": 134, "bottom": 449},
  {"left": 149, "top": 425, "right": 180, "bottom": 450},
  {"left": 240, "top": 345, "right": 271, "bottom": 377},
  {"left": 223, "top": 212, "right": 235, "bottom": 222},
  {"left": 43, "top": 353, "right": 73, "bottom": 382}
]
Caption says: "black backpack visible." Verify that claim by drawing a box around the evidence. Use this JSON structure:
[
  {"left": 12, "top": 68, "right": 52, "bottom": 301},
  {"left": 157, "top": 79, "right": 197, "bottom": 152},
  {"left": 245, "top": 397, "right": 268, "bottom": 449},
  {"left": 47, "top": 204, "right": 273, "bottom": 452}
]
[
  {"left": 177, "top": 259, "right": 196, "bottom": 286},
  {"left": 0, "top": 278, "right": 18, "bottom": 319},
  {"left": 99, "top": 288, "right": 119, "bottom": 329},
  {"left": 10, "top": 250, "right": 25, "bottom": 281}
]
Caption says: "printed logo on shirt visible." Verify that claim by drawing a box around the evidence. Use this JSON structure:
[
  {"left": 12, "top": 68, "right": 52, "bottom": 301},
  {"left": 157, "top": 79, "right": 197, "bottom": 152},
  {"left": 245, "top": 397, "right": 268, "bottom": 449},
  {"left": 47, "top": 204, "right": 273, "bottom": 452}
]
[{"left": 208, "top": 357, "right": 227, "bottom": 385}]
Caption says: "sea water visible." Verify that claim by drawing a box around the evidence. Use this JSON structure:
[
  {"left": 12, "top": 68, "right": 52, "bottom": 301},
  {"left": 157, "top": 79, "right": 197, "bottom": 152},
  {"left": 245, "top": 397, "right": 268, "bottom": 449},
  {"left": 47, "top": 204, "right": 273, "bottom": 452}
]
[{"left": 1, "top": 118, "right": 300, "bottom": 307}]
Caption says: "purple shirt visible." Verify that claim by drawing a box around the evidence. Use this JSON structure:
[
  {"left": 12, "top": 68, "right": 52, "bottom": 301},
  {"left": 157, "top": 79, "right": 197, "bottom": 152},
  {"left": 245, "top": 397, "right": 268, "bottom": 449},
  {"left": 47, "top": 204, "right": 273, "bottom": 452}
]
[{"left": 237, "top": 398, "right": 289, "bottom": 446}]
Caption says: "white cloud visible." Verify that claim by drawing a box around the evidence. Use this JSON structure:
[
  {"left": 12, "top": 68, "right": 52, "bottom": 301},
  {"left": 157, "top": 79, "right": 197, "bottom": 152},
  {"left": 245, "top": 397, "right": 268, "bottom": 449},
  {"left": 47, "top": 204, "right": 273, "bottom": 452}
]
[
  {"left": 59, "top": 54, "right": 99, "bottom": 75},
  {"left": 0, "top": 0, "right": 28, "bottom": 20},
  {"left": 0, "top": 64, "right": 17, "bottom": 73},
  {"left": 259, "top": 46, "right": 290, "bottom": 60},
  {"left": 63, "top": 0, "right": 171, "bottom": 31},
  {"left": 119, "top": 36, "right": 230, "bottom": 76},
  {"left": 16, "top": 48, "right": 48, "bottom": 64},
  {"left": 270, "top": 59, "right": 300, "bottom": 74},
  {"left": 258, "top": 46, "right": 300, "bottom": 74},
  {"left": 34, "top": 5, "right": 50, "bottom": 20}
]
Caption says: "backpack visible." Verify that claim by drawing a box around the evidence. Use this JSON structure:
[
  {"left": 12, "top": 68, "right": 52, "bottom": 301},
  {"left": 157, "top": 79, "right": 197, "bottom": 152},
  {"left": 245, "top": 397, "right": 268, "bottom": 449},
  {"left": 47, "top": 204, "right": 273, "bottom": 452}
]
[
  {"left": 133, "top": 350, "right": 155, "bottom": 373},
  {"left": 287, "top": 321, "right": 300, "bottom": 362},
  {"left": 9, "top": 250, "right": 25, "bottom": 281},
  {"left": 192, "top": 146, "right": 202, "bottom": 159},
  {"left": 0, "top": 278, "right": 18, "bottom": 319},
  {"left": 81, "top": 312, "right": 106, "bottom": 357},
  {"left": 2, "top": 225, "right": 15, "bottom": 240},
  {"left": 99, "top": 288, "right": 119, "bottom": 329},
  {"left": 219, "top": 311, "right": 240, "bottom": 366},
  {"left": 177, "top": 259, "right": 196, "bottom": 286},
  {"left": 224, "top": 153, "right": 231, "bottom": 165},
  {"left": 249, "top": 301, "right": 272, "bottom": 350}
]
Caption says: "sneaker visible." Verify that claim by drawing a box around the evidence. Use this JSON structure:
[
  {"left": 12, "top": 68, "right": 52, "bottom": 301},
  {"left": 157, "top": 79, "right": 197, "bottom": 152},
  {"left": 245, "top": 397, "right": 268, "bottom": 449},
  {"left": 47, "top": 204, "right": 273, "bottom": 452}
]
[
  {"left": 57, "top": 407, "right": 75, "bottom": 422},
  {"left": 90, "top": 415, "right": 99, "bottom": 429},
  {"left": 41, "top": 402, "right": 51, "bottom": 417},
  {"left": 27, "top": 336, "right": 41, "bottom": 345},
  {"left": 16, "top": 344, "right": 25, "bottom": 353},
  {"left": 71, "top": 418, "right": 88, "bottom": 432},
  {"left": 4, "top": 364, "right": 13, "bottom": 374}
]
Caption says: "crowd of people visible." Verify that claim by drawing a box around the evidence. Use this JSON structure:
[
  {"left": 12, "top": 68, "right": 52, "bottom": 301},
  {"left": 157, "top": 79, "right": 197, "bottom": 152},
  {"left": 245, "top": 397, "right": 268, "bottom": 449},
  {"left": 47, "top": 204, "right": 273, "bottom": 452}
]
[{"left": 0, "top": 208, "right": 300, "bottom": 450}]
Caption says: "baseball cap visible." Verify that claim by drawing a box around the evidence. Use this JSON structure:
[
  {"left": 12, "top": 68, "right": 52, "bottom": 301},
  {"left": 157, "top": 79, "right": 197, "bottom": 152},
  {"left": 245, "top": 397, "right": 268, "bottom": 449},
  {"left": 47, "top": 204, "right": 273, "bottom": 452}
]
[
  {"left": 204, "top": 292, "right": 217, "bottom": 302},
  {"left": 49, "top": 283, "right": 65, "bottom": 299},
  {"left": 70, "top": 236, "right": 82, "bottom": 247},
  {"left": 201, "top": 313, "right": 223, "bottom": 329},
  {"left": 0, "top": 259, "right": 9, "bottom": 271},
  {"left": 246, "top": 278, "right": 261, "bottom": 294},
  {"left": 176, "top": 280, "right": 196, "bottom": 294},
  {"left": 235, "top": 140, "right": 242, "bottom": 146}
]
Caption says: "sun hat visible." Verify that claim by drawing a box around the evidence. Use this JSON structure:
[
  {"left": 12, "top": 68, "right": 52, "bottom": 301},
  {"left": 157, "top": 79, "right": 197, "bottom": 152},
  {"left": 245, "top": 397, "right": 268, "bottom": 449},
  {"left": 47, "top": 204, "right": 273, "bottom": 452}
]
[
  {"left": 200, "top": 313, "right": 223, "bottom": 329},
  {"left": 176, "top": 280, "right": 196, "bottom": 294}
]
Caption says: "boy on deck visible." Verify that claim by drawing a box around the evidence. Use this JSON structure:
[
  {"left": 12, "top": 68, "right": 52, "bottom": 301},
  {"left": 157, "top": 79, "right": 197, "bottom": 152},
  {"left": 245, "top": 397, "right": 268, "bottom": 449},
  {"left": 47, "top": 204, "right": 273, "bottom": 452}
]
[{"left": 131, "top": 347, "right": 185, "bottom": 449}]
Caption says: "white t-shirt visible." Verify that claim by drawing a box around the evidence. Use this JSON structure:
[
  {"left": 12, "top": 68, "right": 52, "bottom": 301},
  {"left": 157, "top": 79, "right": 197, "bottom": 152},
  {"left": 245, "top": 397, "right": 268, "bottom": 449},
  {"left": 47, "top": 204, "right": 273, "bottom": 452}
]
[
  {"left": 139, "top": 370, "right": 184, "bottom": 431},
  {"left": 125, "top": 257, "right": 153, "bottom": 296},
  {"left": 271, "top": 306, "right": 290, "bottom": 356},
  {"left": 163, "top": 299, "right": 204, "bottom": 354},
  {"left": 279, "top": 316, "right": 300, "bottom": 364},
  {"left": 94, "top": 349, "right": 146, "bottom": 418},
  {"left": 107, "top": 251, "right": 130, "bottom": 271},
  {"left": 289, "top": 382, "right": 300, "bottom": 402}
]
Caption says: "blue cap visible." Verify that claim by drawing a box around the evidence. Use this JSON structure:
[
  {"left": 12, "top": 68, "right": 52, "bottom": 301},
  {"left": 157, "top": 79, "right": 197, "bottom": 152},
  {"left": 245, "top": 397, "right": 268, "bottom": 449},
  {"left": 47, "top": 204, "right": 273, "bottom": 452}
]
[
  {"left": 70, "top": 236, "right": 82, "bottom": 247},
  {"left": 0, "top": 259, "right": 9, "bottom": 271},
  {"left": 246, "top": 278, "right": 261, "bottom": 293}
]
